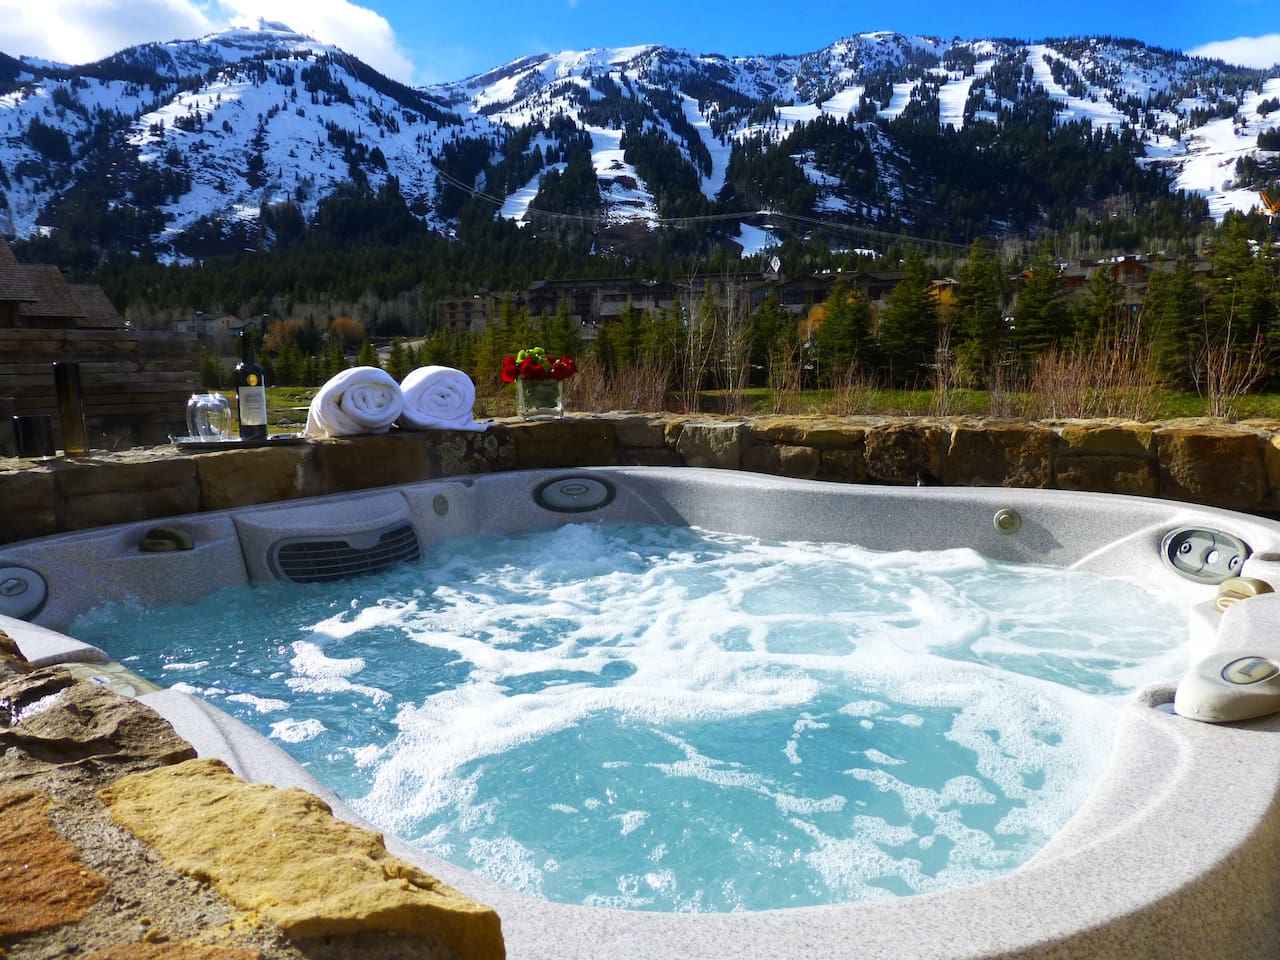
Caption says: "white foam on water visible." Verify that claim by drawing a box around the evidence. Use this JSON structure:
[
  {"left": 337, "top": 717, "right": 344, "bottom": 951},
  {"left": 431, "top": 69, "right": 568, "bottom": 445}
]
[
  {"left": 285, "top": 639, "right": 390, "bottom": 704},
  {"left": 616, "top": 811, "right": 649, "bottom": 835},
  {"left": 864, "top": 749, "right": 905, "bottom": 766},
  {"left": 225, "top": 693, "right": 290, "bottom": 713},
  {"left": 270, "top": 718, "right": 324, "bottom": 743},
  {"left": 466, "top": 835, "right": 544, "bottom": 895}
]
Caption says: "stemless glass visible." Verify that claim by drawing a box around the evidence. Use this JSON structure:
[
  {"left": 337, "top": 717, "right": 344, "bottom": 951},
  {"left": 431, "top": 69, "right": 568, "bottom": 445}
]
[
  {"left": 187, "top": 392, "right": 234, "bottom": 440},
  {"left": 205, "top": 392, "right": 233, "bottom": 438}
]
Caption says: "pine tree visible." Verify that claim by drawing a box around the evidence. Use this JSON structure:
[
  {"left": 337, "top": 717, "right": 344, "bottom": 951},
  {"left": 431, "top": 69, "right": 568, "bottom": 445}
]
[
  {"left": 599, "top": 303, "right": 643, "bottom": 372},
  {"left": 1074, "top": 266, "right": 1123, "bottom": 345},
  {"left": 275, "top": 339, "right": 304, "bottom": 385},
  {"left": 1146, "top": 259, "right": 1206, "bottom": 389},
  {"left": 322, "top": 339, "right": 348, "bottom": 381},
  {"left": 198, "top": 345, "right": 223, "bottom": 389},
  {"left": 1208, "top": 219, "right": 1279, "bottom": 353},
  {"left": 386, "top": 338, "right": 413, "bottom": 381},
  {"left": 813, "top": 279, "right": 872, "bottom": 383},
  {"left": 749, "top": 291, "right": 796, "bottom": 388},
  {"left": 953, "top": 242, "right": 1007, "bottom": 387},
  {"left": 357, "top": 339, "right": 380, "bottom": 369},
  {"left": 876, "top": 251, "right": 939, "bottom": 385},
  {"left": 1011, "top": 244, "right": 1070, "bottom": 361},
  {"left": 538, "top": 296, "right": 585, "bottom": 361}
]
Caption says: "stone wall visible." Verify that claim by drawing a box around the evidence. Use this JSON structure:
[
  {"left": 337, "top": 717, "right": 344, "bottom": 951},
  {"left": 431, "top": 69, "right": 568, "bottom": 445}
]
[{"left": 3, "top": 413, "right": 1279, "bottom": 545}]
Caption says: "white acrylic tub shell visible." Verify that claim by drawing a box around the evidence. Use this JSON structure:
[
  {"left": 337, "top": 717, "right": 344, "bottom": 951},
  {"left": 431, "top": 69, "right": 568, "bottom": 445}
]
[{"left": 4, "top": 467, "right": 1280, "bottom": 960}]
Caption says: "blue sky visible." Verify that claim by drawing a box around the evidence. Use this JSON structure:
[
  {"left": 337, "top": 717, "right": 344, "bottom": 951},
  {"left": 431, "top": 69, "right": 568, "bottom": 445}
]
[{"left": 3, "top": 0, "right": 1278, "bottom": 85}]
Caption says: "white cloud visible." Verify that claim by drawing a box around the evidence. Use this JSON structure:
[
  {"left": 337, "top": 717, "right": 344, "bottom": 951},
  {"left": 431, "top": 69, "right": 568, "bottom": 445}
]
[
  {"left": 219, "top": 0, "right": 417, "bottom": 82},
  {"left": 0, "top": 0, "right": 418, "bottom": 83},
  {"left": 0, "top": 0, "right": 216, "bottom": 64},
  {"left": 1188, "top": 34, "right": 1280, "bottom": 69}
]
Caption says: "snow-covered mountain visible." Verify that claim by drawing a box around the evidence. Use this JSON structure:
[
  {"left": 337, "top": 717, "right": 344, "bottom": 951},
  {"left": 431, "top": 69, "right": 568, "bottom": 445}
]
[{"left": 1, "top": 24, "right": 1277, "bottom": 260}]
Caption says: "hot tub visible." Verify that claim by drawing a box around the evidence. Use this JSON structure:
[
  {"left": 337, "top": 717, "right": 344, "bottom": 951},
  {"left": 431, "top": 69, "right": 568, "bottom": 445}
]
[{"left": 4, "top": 467, "right": 1280, "bottom": 959}]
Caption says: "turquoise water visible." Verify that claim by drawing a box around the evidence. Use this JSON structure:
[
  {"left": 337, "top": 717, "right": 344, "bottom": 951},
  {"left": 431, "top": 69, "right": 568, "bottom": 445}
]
[{"left": 72, "top": 522, "right": 1189, "bottom": 912}]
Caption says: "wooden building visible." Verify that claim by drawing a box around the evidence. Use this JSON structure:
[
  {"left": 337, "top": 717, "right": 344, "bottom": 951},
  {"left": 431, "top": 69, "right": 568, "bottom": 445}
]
[{"left": 0, "top": 240, "right": 199, "bottom": 455}]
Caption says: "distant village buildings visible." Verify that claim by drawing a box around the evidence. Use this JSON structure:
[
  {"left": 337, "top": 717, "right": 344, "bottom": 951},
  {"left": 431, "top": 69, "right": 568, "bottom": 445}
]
[
  {"left": 430, "top": 254, "right": 1217, "bottom": 338},
  {"left": 433, "top": 269, "right": 914, "bottom": 337}
]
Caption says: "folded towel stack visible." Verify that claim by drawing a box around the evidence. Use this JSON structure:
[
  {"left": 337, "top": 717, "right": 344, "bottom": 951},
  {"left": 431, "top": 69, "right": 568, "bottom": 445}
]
[
  {"left": 304, "top": 366, "right": 405, "bottom": 438},
  {"left": 398, "top": 366, "right": 488, "bottom": 432}
]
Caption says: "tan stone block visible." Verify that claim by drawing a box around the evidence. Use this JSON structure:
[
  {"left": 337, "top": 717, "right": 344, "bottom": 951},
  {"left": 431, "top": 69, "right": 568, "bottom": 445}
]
[
  {"left": 85, "top": 944, "right": 261, "bottom": 960},
  {"left": 429, "top": 428, "right": 517, "bottom": 477},
  {"left": 864, "top": 422, "right": 946, "bottom": 484},
  {"left": 1264, "top": 434, "right": 1280, "bottom": 507},
  {"left": 53, "top": 455, "right": 198, "bottom": 498},
  {"left": 674, "top": 420, "right": 747, "bottom": 468},
  {"left": 0, "top": 464, "right": 55, "bottom": 544},
  {"left": 749, "top": 417, "right": 866, "bottom": 448},
  {"left": 0, "top": 669, "right": 196, "bottom": 779},
  {"left": 819, "top": 448, "right": 867, "bottom": 483},
  {"left": 505, "top": 418, "right": 618, "bottom": 469},
  {"left": 748, "top": 416, "right": 813, "bottom": 443},
  {"left": 100, "top": 758, "right": 504, "bottom": 956},
  {"left": 0, "top": 790, "right": 107, "bottom": 937},
  {"left": 54, "top": 458, "right": 199, "bottom": 531},
  {"left": 0, "top": 628, "right": 31, "bottom": 680},
  {"left": 620, "top": 447, "right": 685, "bottom": 467},
  {"left": 1058, "top": 422, "right": 1155, "bottom": 457},
  {"left": 742, "top": 442, "right": 782, "bottom": 475},
  {"left": 196, "top": 446, "right": 311, "bottom": 510},
  {"left": 947, "top": 424, "right": 1053, "bottom": 488},
  {"left": 779, "top": 444, "right": 820, "bottom": 479},
  {"left": 309, "top": 433, "right": 432, "bottom": 494},
  {"left": 1158, "top": 428, "right": 1266, "bottom": 510},
  {"left": 1055, "top": 456, "right": 1158, "bottom": 498},
  {"left": 609, "top": 414, "right": 673, "bottom": 449},
  {"left": 794, "top": 423, "right": 868, "bottom": 448},
  {"left": 662, "top": 417, "right": 691, "bottom": 446}
]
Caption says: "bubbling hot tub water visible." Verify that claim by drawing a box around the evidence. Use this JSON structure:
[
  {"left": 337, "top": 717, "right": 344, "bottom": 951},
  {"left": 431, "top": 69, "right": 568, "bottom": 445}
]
[{"left": 71, "top": 521, "right": 1189, "bottom": 913}]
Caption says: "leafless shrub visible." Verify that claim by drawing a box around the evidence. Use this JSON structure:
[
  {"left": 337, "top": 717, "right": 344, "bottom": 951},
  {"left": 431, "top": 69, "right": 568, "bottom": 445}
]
[
  {"left": 570, "top": 360, "right": 673, "bottom": 413},
  {"left": 927, "top": 322, "right": 959, "bottom": 416},
  {"left": 1195, "top": 328, "right": 1269, "bottom": 420},
  {"left": 826, "top": 365, "right": 882, "bottom": 417},
  {"left": 1027, "top": 319, "right": 1162, "bottom": 421},
  {"left": 767, "top": 342, "right": 805, "bottom": 415},
  {"left": 986, "top": 357, "right": 1037, "bottom": 418}
]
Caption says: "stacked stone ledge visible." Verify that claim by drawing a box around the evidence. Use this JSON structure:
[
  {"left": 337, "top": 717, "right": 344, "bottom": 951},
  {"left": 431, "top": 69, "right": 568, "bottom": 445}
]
[
  {"left": 0, "top": 631, "right": 505, "bottom": 959},
  {"left": 2, "top": 413, "right": 1279, "bottom": 545}
]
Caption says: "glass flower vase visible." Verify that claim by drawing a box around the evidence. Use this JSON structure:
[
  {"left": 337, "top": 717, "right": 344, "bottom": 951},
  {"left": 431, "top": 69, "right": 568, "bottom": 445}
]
[{"left": 516, "top": 378, "right": 564, "bottom": 419}]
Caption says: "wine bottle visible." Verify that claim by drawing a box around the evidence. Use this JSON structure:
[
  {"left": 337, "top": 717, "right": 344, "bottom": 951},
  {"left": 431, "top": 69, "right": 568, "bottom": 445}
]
[{"left": 235, "top": 329, "right": 268, "bottom": 440}]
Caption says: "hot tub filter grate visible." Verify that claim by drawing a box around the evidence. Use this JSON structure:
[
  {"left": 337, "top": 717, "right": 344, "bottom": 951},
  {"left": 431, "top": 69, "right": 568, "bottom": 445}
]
[{"left": 269, "top": 522, "right": 421, "bottom": 583}]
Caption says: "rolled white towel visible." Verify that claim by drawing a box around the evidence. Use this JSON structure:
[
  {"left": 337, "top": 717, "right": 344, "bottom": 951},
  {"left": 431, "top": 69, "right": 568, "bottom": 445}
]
[
  {"left": 398, "top": 365, "right": 488, "bottom": 432},
  {"left": 304, "top": 366, "right": 405, "bottom": 438}
]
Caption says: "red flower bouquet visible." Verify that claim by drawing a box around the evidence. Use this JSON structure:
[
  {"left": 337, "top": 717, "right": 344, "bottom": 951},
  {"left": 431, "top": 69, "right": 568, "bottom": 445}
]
[
  {"left": 503, "top": 346, "right": 578, "bottom": 419},
  {"left": 501, "top": 347, "right": 578, "bottom": 383}
]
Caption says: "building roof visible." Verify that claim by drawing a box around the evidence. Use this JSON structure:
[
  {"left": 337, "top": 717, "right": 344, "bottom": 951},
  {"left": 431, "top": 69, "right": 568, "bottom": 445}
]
[
  {"left": 0, "top": 239, "right": 38, "bottom": 304},
  {"left": 18, "top": 265, "right": 89, "bottom": 322},
  {"left": 69, "top": 284, "right": 127, "bottom": 329}
]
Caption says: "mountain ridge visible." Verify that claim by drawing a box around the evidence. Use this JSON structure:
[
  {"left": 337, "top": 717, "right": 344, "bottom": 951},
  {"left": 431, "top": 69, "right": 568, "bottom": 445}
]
[{"left": 1, "top": 24, "right": 1277, "bottom": 262}]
